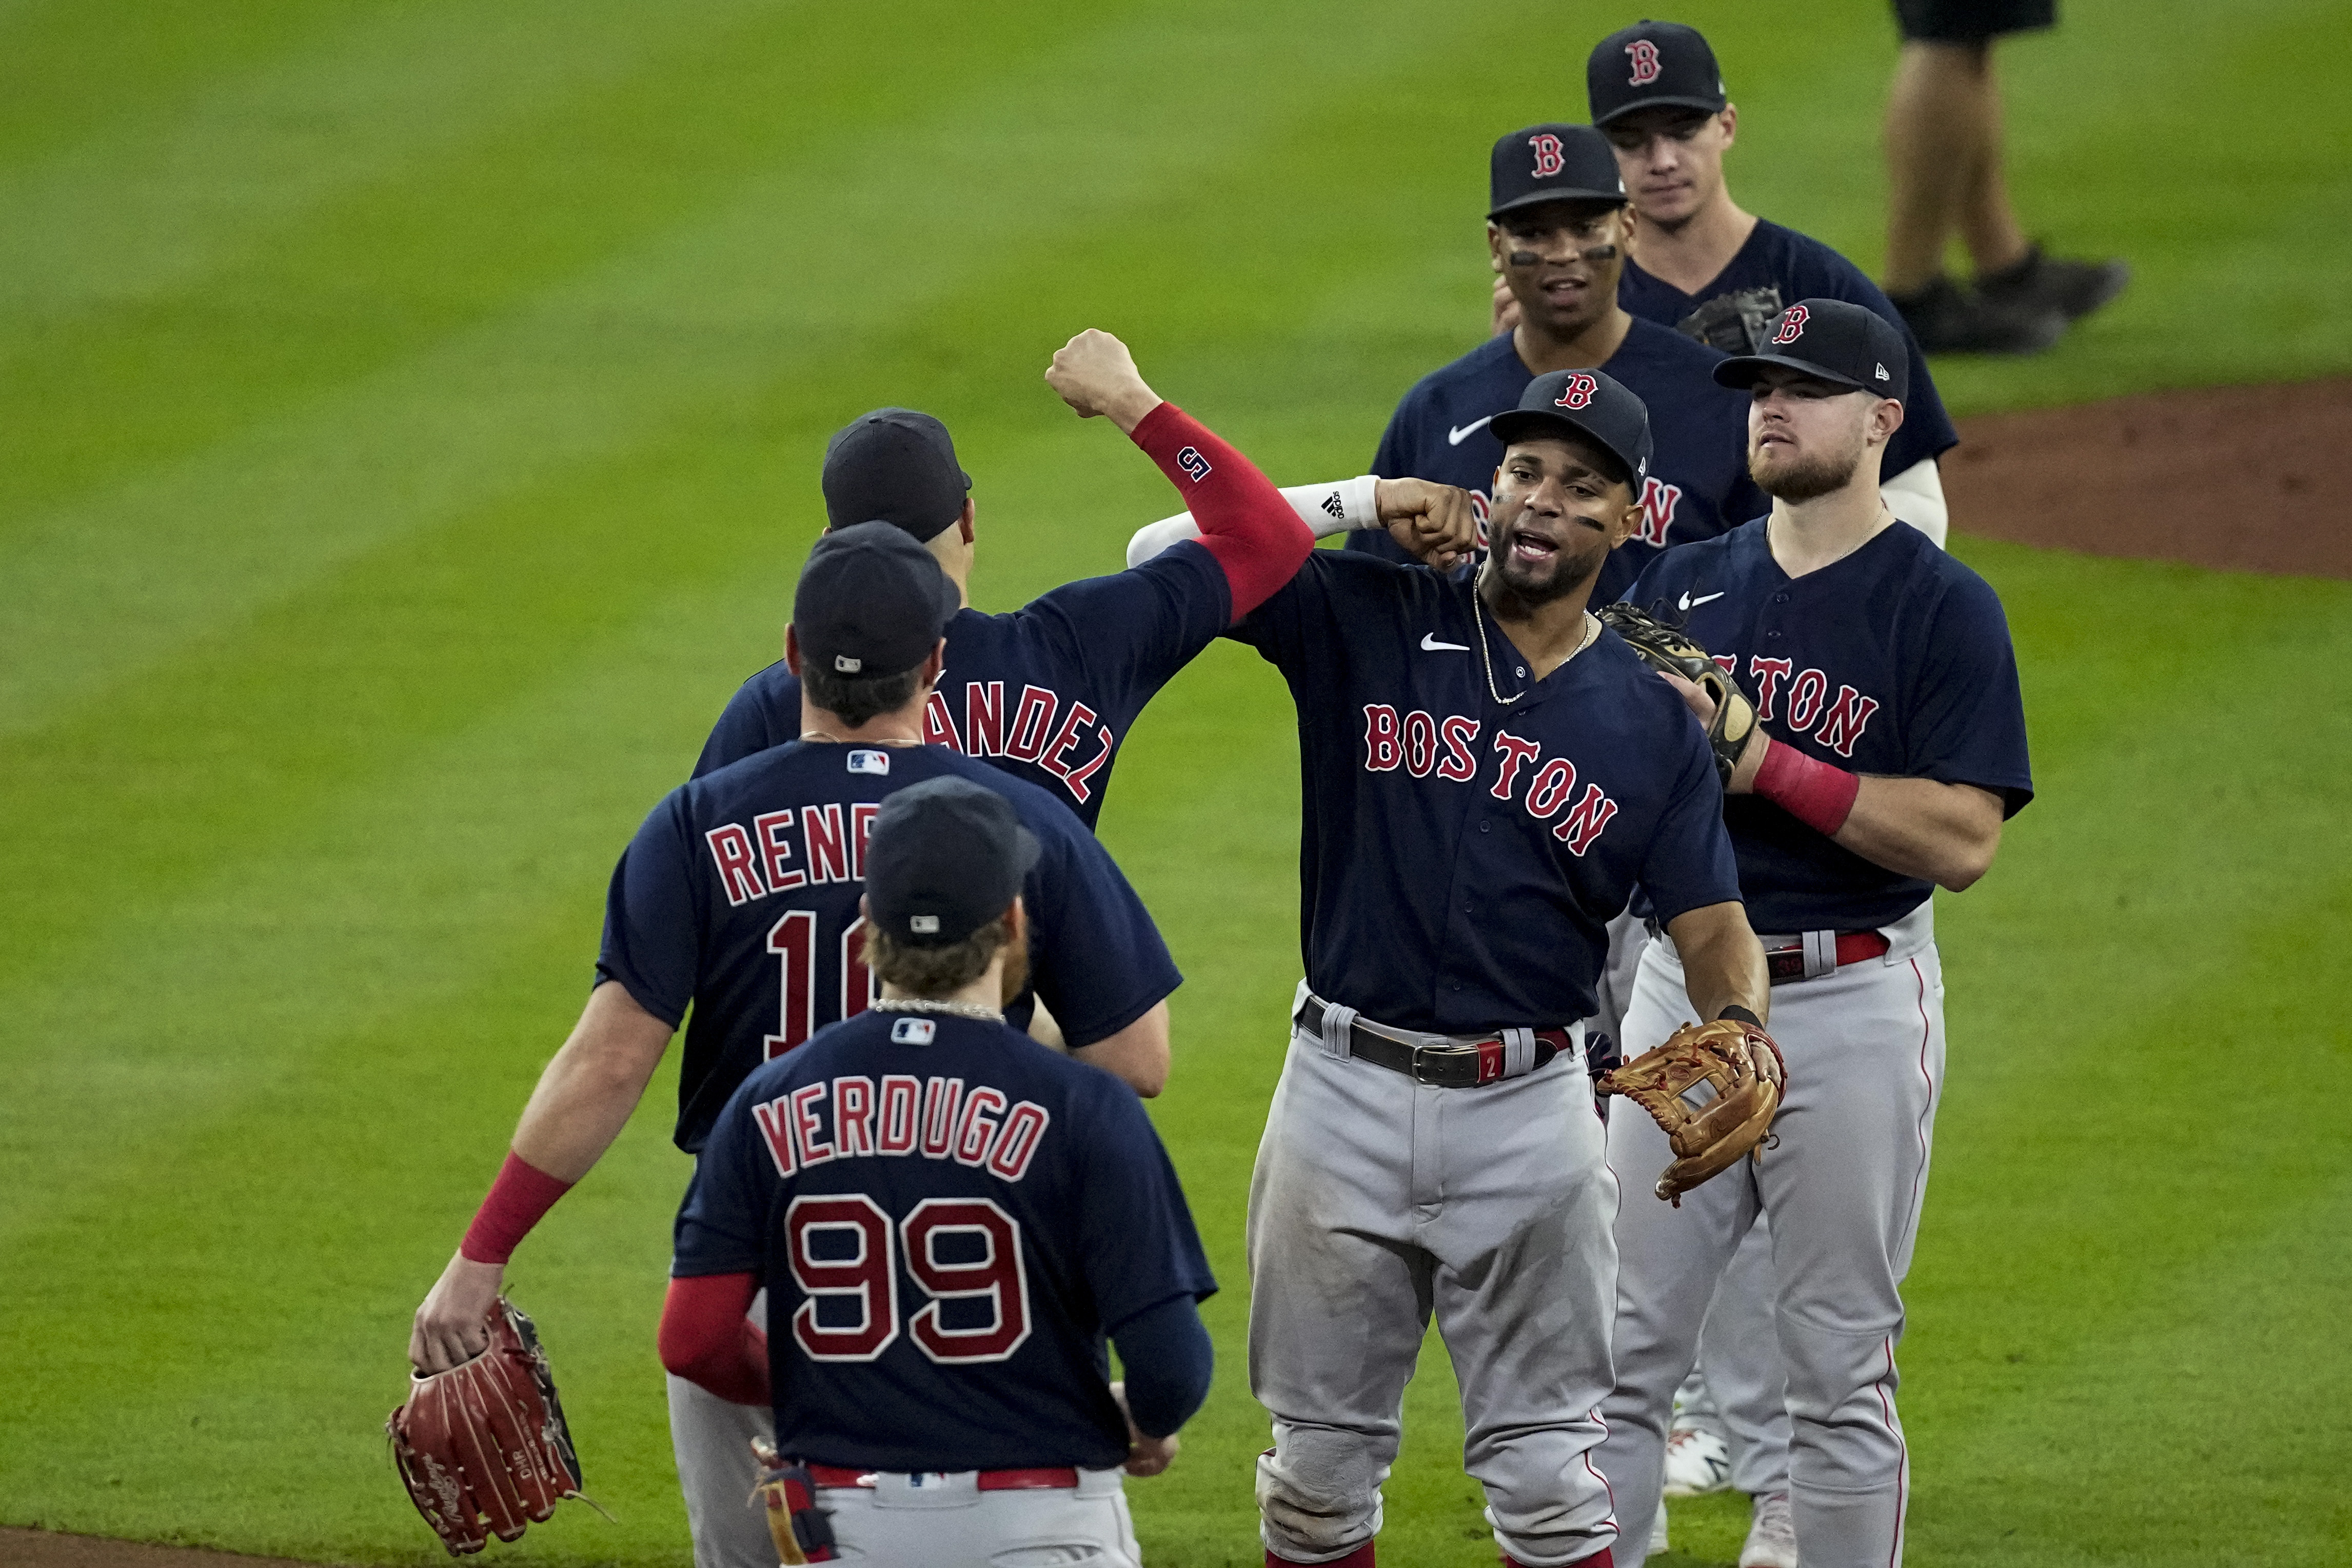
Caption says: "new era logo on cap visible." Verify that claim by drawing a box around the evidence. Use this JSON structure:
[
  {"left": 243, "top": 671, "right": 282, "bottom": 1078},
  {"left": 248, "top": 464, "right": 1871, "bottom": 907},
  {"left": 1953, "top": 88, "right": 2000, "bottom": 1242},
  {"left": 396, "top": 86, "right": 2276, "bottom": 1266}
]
[
  {"left": 909, "top": 914, "right": 940, "bottom": 934},
  {"left": 834, "top": 654, "right": 862, "bottom": 672},
  {"left": 1875, "top": 363, "right": 1891, "bottom": 382}
]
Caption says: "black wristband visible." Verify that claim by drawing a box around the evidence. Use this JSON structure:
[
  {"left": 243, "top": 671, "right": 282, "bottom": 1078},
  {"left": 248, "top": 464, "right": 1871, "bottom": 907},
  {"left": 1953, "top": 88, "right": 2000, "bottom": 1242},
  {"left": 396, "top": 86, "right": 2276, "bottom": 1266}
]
[{"left": 1717, "top": 1004, "right": 1763, "bottom": 1029}]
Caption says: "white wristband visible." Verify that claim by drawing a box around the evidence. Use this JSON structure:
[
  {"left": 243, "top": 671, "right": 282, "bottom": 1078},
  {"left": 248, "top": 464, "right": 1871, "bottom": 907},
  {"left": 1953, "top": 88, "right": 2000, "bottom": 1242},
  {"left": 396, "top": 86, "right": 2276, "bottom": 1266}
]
[{"left": 1124, "top": 475, "right": 1381, "bottom": 568}]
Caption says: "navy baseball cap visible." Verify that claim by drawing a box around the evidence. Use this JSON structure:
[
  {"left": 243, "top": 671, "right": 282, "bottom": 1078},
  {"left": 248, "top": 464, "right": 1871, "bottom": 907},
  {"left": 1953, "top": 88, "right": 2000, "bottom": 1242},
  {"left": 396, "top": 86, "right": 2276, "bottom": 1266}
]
[
  {"left": 1588, "top": 21, "right": 1728, "bottom": 127},
  {"left": 821, "top": 408, "right": 972, "bottom": 543},
  {"left": 1489, "top": 369, "right": 1654, "bottom": 489},
  {"left": 865, "top": 777, "right": 1041, "bottom": 949},
  {"left": 1489, "top": 124, "right": 1626, "bottom": 223},
  {"left": 792, "top": 520, "right": 962, "bottom": 679},
  {"left": 1714, "top": 299, "right": 1910, "bottom": 403}
]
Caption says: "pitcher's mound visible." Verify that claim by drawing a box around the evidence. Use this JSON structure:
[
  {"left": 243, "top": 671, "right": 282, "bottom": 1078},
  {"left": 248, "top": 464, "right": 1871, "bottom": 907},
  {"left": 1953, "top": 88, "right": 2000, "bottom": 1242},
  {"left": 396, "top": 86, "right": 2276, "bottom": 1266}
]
[{"left": 1945, "top": 379, "right": 2351, "bottom": 578}]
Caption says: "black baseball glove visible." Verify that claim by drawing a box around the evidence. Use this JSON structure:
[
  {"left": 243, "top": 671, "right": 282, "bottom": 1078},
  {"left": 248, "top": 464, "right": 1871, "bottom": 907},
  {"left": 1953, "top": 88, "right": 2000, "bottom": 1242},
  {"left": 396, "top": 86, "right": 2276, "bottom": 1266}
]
[
  {"left": 1675, "top": 285, "right": 1785, "bottom": 355},
  {"left": 1596, "top": 603, "right": 1757, "bottom": 785}
]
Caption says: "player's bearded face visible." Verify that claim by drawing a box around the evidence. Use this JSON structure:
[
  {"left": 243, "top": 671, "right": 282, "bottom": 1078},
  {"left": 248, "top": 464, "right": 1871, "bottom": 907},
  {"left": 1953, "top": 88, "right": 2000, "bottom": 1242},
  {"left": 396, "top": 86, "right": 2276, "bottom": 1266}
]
[
  {"left": 1488, "top": 442, "right": 1626, "bottom": 603},
  {"left": 1747, "top": 383, "right": 1871, "bottom": 502}
]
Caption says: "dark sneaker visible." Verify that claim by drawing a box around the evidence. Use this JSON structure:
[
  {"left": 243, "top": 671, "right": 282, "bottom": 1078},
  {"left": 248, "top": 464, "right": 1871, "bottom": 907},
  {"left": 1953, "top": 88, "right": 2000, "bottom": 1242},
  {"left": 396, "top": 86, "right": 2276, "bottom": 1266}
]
[
  {"left": 1888, "top": 273, "right": 2066, "bottom": 355},
  {"left": 1979, "top": 243, "right": 2131, "bottom": 321}
]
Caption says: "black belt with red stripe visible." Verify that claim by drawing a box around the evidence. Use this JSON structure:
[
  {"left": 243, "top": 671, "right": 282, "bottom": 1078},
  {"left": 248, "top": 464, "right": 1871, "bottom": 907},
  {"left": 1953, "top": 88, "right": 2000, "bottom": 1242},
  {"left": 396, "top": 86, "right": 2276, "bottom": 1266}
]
[{"left": 1296, "top": 994, "right": 1572, "bottom": 1088}]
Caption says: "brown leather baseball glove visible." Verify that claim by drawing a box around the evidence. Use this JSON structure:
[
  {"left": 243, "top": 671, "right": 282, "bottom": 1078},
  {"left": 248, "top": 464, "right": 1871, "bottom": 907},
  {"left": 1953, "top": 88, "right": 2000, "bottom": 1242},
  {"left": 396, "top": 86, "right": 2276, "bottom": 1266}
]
[
  {"left": 1597, "top": 1019, "right": 1787, "bottom": 1205},
  {"left": 1595, "top": 602, "right": 1757, "bottom": 786},
  {"left": 389, "top": 1298, "right": 585, "bottom": 1556}
]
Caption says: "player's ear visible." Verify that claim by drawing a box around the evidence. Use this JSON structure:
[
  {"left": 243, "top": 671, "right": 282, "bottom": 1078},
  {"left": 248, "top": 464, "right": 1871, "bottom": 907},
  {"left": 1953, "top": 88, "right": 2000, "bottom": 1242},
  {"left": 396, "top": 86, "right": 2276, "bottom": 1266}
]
[
  {"left": 1718, "top": 104, "right": 1737, "bottom": 148},
  {"left": 1487, "top": 221, "right": 1506, "bottom": 273},
  {"left": 957, "top": 496, "right": 975, "bottom": 545},
  {"left": 784, "top": 625, "right": 802, "bottom": 675},
  {"left": 1610, "top": 492, "right": 1646, "bottom": 549},
  {"left": 1871, "top": 396, "right": 1906, "bottom": 447},
  {"left": 1004, "top": 897, "right": 1025, "bottom": 944},
  {"left": 921, "top": 640, "right": 947, "bottom": 686}
]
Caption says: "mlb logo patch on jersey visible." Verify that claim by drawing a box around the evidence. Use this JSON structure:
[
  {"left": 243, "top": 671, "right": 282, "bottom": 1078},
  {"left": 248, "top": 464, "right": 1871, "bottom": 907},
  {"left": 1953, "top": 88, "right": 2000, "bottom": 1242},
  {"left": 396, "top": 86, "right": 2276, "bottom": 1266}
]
[
  {"left": 889, "top": 1017, "right": 937, "bottom": 1045},
  {"left": 847, "top": 748, "right": 891, "bottom": 775}
]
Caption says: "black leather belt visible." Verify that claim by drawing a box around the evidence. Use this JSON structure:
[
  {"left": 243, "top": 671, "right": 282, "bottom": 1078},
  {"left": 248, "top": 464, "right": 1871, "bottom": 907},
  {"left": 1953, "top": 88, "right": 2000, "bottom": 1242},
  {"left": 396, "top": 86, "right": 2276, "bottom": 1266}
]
[{"left": 1296, "top": 995, "right": 1572, "bottom": 1088}]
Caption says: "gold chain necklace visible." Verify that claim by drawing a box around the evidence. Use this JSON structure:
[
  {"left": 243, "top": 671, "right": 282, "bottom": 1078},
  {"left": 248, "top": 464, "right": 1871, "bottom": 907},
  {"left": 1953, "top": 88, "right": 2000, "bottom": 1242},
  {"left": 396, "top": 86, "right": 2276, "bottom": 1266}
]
[
  {"left": 873, "top": 997, "right": 1004, "bottom": 1023},
  {"left": 1471, "top": 566, "right": 1598, "bottom": 707}
]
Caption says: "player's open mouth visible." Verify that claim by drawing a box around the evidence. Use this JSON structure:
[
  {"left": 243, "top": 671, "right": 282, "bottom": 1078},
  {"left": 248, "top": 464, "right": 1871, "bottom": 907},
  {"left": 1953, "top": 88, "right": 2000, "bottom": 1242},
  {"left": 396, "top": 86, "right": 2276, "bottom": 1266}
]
[
  {"left": 1507, "top": 531, "right": 1560, "bottom": 565},
  {"left": 1540, "top": 278, "right": 1587, "bottom": 301}
]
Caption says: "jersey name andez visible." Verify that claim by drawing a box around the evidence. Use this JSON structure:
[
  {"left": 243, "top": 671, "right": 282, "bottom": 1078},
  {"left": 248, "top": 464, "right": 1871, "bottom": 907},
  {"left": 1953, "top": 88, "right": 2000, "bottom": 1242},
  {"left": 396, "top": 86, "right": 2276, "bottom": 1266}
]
[{"left": 693, "top": 544, "right": 1232, "bottom": 829}]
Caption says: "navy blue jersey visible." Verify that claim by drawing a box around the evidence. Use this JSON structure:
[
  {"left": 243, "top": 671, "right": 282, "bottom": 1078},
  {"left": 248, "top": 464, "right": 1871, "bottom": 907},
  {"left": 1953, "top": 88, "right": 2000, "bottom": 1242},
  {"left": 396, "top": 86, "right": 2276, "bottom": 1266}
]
[
  {"left": 1350, "top": 320, "right": 1767, "bottom": 604},
  {"left": 1617, "top": 220, "right": 1959, "bottom": 480},
  {"left": 1234, "top": 551, "right": 1742, "bottom": 1031},
  {"left": 674, "top": 1010, "right": 1217, "bottom": 1472},
  {"left": 598, "top": 744, "right": 1181, "bottom": 1153},
  {"left": 1626, "top": 520, "right": 2032, "bottom": 932},
  {"left": 693, "top": 543, "right": 1232, "bottom": 830}
]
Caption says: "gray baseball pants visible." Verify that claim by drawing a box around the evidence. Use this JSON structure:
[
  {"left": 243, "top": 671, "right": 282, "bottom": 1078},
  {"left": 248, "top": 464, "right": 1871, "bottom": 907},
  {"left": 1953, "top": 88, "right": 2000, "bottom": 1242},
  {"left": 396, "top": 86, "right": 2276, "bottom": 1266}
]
[
  {"left": 1596, "top": 905, "right": 1944, "bottom": 1568},
  {"left": 1249, "top": 998, "right": 1618, "bottom": 1568}
]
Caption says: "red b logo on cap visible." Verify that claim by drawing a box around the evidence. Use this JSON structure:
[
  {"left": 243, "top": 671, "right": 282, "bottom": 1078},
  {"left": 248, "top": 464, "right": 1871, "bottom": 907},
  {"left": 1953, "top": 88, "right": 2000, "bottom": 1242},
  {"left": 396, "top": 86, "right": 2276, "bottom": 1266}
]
[
  {"left": 1772, "top": 304, "right": 1809, "bottom": 345},
  {"left": 1554, "top": 372, "right": 1599, "bottom": 411},
  {"left": 1626, "top": 39, "right": 1663, "bottom": 86},
  {"left": 1529, "top": 132, "right": 1565, "bottom": 178}
]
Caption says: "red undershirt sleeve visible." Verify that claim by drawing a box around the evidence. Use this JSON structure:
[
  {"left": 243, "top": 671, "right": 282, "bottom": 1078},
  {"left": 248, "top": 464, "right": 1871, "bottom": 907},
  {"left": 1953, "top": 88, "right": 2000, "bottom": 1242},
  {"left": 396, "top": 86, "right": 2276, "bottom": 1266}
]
[
  {"left": 458, "top": 1149, "right": 576, "bottom": 1265},
  {"left": 658, "top": 1272, "right": 770, "bottom": 1407},
  {"left": 1129, "top": 402, "right": 1316, "bottom": 622}
]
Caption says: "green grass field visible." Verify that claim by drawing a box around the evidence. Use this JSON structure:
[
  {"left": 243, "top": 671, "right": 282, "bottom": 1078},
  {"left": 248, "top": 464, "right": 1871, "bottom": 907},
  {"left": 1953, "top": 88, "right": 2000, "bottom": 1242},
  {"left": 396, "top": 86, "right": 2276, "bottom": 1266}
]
[{"left": 4, "top": 2, "right": 2349, "bottom": 1564}]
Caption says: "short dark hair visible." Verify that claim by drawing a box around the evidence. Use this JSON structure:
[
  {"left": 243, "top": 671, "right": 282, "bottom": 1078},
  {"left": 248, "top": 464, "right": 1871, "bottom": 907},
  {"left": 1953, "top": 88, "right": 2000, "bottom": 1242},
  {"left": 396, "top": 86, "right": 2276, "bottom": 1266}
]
[
  {"left": 802, "top": 660, "right": 923, "bottom": 728},
  {"left": 865, "top": 914, "right": 1010, "bottom": 997}
]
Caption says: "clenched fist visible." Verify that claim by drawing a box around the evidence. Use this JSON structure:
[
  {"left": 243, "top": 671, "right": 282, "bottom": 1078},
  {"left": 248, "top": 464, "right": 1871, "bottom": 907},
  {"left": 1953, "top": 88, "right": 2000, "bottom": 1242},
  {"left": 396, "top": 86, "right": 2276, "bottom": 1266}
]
[
  {"left": 1045, "top": 329, "right": 1163, "bottom": 433},
  {"left": 1376, "top": 478, "right": 1479, "bottom": 571}
]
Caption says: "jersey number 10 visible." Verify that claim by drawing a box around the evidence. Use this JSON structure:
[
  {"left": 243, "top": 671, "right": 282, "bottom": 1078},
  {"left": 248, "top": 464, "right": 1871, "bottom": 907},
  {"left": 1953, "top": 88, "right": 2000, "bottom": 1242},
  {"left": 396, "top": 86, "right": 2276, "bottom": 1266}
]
[
  {"left": 785, "top": 1194, "right": 1031, "bottom": 1364},
  {"left": 765, "top": 910, "right": 881, "bottom": 1059}
]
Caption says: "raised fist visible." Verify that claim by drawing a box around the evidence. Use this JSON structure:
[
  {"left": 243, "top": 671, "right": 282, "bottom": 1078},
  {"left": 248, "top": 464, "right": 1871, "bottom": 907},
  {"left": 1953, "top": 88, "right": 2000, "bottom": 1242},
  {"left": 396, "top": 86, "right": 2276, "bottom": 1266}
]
[{"left": 1045, "top": 329, "right": 1162, "bottom": 432}]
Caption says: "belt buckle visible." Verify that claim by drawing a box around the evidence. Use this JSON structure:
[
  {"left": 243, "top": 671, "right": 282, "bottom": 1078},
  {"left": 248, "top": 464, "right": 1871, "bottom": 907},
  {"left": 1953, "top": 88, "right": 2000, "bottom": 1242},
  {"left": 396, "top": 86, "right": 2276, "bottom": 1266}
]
[{"left": 1409, "top": 1041, "right": 1491, "bottom": 1088}]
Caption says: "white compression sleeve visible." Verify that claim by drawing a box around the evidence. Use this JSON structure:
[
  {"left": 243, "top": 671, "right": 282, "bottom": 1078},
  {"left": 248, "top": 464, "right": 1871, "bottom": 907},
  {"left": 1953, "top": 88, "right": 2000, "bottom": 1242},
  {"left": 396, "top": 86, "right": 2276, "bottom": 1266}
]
[
  {"left": 1881, "top": 457, "right": 1947, "bottom": 549},
  {"left": 1125, "top": 475, "right": 1380, "bottom": 568}
]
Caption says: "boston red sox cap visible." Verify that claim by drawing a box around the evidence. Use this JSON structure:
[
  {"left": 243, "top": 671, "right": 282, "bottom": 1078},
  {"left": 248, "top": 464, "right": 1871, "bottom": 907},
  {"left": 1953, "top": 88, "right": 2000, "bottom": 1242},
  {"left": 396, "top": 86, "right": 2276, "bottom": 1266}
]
[
  {"left": 865, "top": 776, "right": 1041, "bottom": 950},
  {"left": 1489, "top": 124, "right": 1626, "bottom": 223},
  {"left": 821, "top": 408, "right": 972, "bottom": 543},
  {"left": 792, "top": 519, "right": 962, "bottom": 680},
  {"left": 1713, "top": 298, "right": 1910, "bottom": 404},
  {"left": 1588, "top": 21, "right": 1729, "bottom": 127},
  {"left": 1489, "top": 368, "right": 1654, "bottom": 489}
]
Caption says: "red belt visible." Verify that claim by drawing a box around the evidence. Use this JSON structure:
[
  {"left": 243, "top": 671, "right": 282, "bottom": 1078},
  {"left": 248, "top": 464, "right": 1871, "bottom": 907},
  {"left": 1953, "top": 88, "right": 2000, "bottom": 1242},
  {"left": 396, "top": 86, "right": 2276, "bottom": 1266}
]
[
  {"left": 807, "top": 1464, "right": 1079, "bottom": 1492},
  {"left": 1763, "top": 931, "right": 1889, "bottom": 984}
]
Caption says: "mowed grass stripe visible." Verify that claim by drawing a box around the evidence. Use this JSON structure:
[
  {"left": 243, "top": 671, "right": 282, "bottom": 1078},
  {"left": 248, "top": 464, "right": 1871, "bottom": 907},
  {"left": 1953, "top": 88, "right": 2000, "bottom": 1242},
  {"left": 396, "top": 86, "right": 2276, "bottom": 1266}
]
[
  {"left": 0, "top": 0, "right": 783, "bottom": 337},
  {"left": 0, "top": 0, "right": 1474, "bottom": 741},
  {"left": 0, "top": 2, "right": 1114, "bottom": 526}
]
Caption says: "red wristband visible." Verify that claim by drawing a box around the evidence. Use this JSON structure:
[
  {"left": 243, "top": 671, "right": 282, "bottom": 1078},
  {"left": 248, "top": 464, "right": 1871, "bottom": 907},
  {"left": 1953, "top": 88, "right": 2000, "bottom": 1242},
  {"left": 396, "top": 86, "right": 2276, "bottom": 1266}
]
[
  {"left": 458, "top": 1150, "right": 575, "bottom": 1265},
  {"left": 1752, "top": 741, "right": 1861, "bottom": 838}
]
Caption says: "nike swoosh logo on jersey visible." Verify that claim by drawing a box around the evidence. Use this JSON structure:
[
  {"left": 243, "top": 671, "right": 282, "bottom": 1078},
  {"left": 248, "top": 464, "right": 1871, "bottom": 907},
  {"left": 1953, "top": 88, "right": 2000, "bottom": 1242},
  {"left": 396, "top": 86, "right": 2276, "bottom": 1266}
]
[
  {"left": 1420, "top": 633, "right": 1470, "bottom": 652},
  {"left": 1678, "top": 590, "right": 1726, "bottom": 612},
  {"left": 1446, "top": 416, "right": 1495, "bottom": 446}
]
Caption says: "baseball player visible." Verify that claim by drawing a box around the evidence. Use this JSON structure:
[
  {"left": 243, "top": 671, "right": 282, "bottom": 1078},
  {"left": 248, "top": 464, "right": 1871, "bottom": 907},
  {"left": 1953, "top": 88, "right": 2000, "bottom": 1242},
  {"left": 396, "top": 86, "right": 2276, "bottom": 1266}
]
[
  {"left": 1226, "top": 366, "right": 1774, "bottom": 1568},
  {"left": 405, "top": 519, "right": 1219, "bottom": 1567},
  {"left": 694, "top": 332, "right": 1474, "bottom": 825},
  {"left": 1351, "top": 122, "right": 1766, "bottom": 605},
  {"left": 1594, "top": 299, "right": 2032, "bottom": 1568},
  {"left": 1588, "top": 18, "right": 1959, "bottom": 549},
  {"left": 662, "top": 775, "right": 1216, "bottom": 1568}
]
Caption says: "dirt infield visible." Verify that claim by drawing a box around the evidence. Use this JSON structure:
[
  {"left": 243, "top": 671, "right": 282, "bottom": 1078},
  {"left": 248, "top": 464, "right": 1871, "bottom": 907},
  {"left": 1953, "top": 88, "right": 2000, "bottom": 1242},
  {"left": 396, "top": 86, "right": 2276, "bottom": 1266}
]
[
  {"left": 0, "top": 1531, "right": 332, "bottom": 1568},
  {"left": 1944, "top": 378, "right": 2352, "bottom": 578}
]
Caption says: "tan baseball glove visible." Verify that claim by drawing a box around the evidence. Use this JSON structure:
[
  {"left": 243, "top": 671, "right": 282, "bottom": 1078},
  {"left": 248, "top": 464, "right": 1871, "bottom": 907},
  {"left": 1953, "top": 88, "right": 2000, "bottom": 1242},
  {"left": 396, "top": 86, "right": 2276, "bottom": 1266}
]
[
  {"left": 389, "top": 1298, "right": 585, "bottom": 1556},
  {"left": 1595, "top": 602, "right": 1757, "bottom": 786},
  {"left": 1597, "top": 1019, "right": 1787, "bottom": 1205}
]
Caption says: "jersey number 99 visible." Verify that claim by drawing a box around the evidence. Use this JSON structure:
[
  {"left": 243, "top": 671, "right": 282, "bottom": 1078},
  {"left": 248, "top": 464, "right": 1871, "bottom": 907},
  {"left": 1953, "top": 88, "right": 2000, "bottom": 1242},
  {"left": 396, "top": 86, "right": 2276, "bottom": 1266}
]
[{"left": 784, "top": 1194, "right": 1033, "bottom": 1365}]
